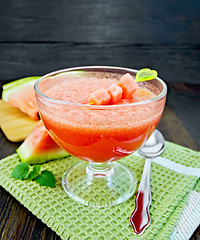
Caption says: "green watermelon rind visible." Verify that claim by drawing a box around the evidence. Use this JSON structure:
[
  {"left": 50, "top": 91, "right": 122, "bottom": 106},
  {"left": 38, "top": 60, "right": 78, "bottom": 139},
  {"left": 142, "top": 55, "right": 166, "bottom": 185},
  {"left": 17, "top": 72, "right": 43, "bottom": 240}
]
[
  {"left": 2, "top": 76, "right": 41, "bottom": 102},
  {"left": 17, "top": 142, "right": 70, "bottom": 164}
]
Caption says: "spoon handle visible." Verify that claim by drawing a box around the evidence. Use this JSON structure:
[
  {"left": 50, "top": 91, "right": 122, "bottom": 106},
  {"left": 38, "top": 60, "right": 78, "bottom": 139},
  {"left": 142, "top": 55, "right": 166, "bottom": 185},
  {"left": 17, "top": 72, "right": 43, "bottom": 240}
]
[{"left": 130, "top": 158, "right": 152, "bottom": 234}]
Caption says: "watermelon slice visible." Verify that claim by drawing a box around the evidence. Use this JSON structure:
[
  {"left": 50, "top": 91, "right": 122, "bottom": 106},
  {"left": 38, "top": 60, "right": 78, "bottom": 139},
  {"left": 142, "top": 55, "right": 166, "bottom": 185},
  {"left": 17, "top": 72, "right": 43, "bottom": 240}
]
[
  {"left": 2, "top": 76, "right": 41, "bottom": 120},
  {"left": 17, "top": 120, "right": 69, "bottom": 164}
]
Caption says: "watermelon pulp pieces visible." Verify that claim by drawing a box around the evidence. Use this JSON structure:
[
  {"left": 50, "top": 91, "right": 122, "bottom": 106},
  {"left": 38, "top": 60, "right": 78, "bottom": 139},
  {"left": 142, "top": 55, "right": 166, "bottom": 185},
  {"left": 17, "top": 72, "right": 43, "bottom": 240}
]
[
  {"left": 107, "top": 83, "right": 123, "bottom": 104},
  {"left": 118, "top": 73, "right": 139, "bottom": 98},
  {"left": 89, "top": 88, "right": 111, "bottom": 105},
  {"left": 17, "top": 120, "right": 69, "bottom": 164},
  {"left": 88, "top": 73, "right": 139, "bottom": 105},
  {"left": 2, "top": 76, "right": 41, "bottom": 120}
]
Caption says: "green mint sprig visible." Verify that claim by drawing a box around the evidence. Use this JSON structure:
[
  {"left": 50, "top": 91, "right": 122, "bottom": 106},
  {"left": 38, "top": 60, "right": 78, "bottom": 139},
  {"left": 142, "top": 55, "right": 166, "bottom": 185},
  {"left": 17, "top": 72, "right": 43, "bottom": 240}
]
[
  {"left": 11, "top": 163, "right": 29, "bottom": 180},
  {"left": 27, "top": 165, "right": 41, "bottom": 180},
  {"left": 11, "top": 163, "right": 56, "bottom": 188},
  {"left": 35, "top": 170, "right": 56, "bottom": 188}
]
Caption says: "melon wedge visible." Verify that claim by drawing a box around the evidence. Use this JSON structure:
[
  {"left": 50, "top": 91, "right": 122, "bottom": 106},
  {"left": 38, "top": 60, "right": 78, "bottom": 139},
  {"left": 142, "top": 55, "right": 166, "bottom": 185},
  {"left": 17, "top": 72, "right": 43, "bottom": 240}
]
[
  {"left": 2, "top": 76, "right": 41, "bottom": 120},
  {"left": 17, "top": 120, "right": 69, "bottom": 164}
]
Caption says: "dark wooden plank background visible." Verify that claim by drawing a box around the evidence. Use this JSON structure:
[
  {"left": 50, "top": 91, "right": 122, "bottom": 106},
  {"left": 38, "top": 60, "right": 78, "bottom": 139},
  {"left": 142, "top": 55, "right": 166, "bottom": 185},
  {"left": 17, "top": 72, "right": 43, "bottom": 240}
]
[
  {"left": 0, "top": 0, "right": 200, "bottom": 83},
  {"left": 0, "top": 0, "right": 199, "bottom": 239}
]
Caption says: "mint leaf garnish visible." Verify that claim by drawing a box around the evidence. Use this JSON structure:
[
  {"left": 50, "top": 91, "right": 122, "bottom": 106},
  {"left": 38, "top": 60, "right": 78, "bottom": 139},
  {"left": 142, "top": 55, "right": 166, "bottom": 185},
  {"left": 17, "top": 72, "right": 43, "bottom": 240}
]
[
  {"left": 11, "top": 163, "right": 29, "bottom": 180},
  {"left": 11, "top": 163, "right": 56, "bottom": 188},
  {"left": 35, "top": 170, "right": 56, "bottom": 188},
  {"left": 27, "top": 165, "right": 41, "bottom": 180},
  {"left": 28, "top": 171, "right": 38, "bottom": 181},
  {"left": 33, "top": 165, "right": 41, "bottom": 173}
]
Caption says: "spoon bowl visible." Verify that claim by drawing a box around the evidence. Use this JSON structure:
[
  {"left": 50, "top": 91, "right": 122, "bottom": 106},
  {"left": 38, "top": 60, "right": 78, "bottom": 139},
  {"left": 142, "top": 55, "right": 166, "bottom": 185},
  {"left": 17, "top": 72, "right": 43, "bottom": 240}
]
[{"left": 138, "top": 129, "right": 165, "bottom": 157}]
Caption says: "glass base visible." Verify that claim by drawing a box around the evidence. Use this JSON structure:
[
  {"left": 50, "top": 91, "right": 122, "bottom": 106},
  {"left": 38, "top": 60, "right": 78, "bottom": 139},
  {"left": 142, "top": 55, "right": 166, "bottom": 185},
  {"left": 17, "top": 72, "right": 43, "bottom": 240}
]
[{"left": 62, "top": 161, "right": 137, "bottom": 207}]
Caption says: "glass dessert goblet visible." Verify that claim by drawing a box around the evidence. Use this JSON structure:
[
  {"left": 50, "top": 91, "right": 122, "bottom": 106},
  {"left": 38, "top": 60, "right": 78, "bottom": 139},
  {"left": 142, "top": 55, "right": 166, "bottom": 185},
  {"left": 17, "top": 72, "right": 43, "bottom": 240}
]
[{"left": 34, "top": 66, "right": 167, "bottom": 207}]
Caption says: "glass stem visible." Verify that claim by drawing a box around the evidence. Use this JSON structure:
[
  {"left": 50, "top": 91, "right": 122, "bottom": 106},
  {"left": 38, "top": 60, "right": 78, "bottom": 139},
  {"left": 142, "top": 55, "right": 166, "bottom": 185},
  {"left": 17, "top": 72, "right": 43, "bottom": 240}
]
[{"left": 86, "top": 162, "right": 114, "bottom": 178}]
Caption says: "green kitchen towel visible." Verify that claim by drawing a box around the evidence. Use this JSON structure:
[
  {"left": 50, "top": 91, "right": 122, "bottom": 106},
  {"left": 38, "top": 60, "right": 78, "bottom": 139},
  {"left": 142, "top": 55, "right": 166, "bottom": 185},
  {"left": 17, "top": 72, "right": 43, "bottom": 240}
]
[{"left": 0, "top": 141, "right": 199, "bottom": 240}]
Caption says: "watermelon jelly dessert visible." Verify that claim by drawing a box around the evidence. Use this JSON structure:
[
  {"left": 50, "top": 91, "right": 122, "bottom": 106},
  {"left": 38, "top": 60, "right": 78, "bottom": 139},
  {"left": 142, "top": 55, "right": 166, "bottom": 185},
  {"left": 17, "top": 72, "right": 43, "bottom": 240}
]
[{"left": 34, "top": 66, "right": 167, "bottom": 207}]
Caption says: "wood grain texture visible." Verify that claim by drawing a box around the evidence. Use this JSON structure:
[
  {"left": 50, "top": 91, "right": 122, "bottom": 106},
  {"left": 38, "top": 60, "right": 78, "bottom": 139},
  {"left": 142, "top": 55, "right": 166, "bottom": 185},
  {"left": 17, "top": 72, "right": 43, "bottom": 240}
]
[
  {"left": 0, "top": 44, "right": 200, "bottom": 84},
  {"left": 0, "top": 100, "right": 38, "bottom": 142},
  {"left": 0, "top": 0, "right": 200, "bottom": 83},
  {"left": 0, "top": 0, "right": 200, "bottom": 44}
]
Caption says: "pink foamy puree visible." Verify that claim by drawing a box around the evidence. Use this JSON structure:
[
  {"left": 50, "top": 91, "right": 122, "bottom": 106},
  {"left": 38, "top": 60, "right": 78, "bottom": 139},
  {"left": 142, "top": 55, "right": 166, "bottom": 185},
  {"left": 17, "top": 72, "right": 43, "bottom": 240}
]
[{"left": 37, "top": 72, "right": 165, "bottom": 162}]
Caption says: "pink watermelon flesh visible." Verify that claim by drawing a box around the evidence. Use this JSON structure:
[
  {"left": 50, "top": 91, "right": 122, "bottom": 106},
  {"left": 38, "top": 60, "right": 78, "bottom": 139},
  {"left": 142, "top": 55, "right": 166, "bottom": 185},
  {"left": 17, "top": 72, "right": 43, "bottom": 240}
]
[
  {"left": 2, "top": 76, "right": 40, "bottom": 120},
  {"left": 17, "top": 120, "right": 69, "bottom": 164},
  {"left": 107, "top": 83, "right": 123, "bottom": 104},
  {"left": 7, "top": 85, "right": 39, "bottom": 120},
  {"left": 118, "top": 73, "right": 139, "bottom": 98},
  {"left": 88, "top": 73, "right": 139, "bottom": 105},
  {"left": 89, "top": 88, "right": 111, "bottom": 105}
]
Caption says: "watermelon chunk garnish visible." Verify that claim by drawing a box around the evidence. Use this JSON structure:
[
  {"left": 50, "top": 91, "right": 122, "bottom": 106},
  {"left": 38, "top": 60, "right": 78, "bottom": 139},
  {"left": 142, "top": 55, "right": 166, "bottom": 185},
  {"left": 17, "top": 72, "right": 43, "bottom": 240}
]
[
  {"left": 118, "top": 73, "right": 139, "bottom": 99},
  {"left": 89, "top": 88, "right": 111, "bottom": 105},
  {"left": 88, "top": 73, "right": 139, "bottom": 105},
  {"left": 107, "top": 83, "right": 123, "bottom": 104}
]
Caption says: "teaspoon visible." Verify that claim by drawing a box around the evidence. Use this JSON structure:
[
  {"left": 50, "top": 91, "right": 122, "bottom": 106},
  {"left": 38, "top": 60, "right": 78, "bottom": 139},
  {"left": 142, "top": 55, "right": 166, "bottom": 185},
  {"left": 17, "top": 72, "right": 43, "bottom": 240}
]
[{"left": 130, "top": 129, "right": 165, "bottom": 234}]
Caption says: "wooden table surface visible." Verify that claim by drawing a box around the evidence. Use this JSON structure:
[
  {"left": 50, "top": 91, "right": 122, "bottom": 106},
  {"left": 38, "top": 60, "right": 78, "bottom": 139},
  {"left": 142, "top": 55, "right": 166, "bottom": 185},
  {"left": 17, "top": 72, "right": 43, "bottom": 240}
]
[{"left": 0, "top": 0, "right": 200, "bottom": 239}]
